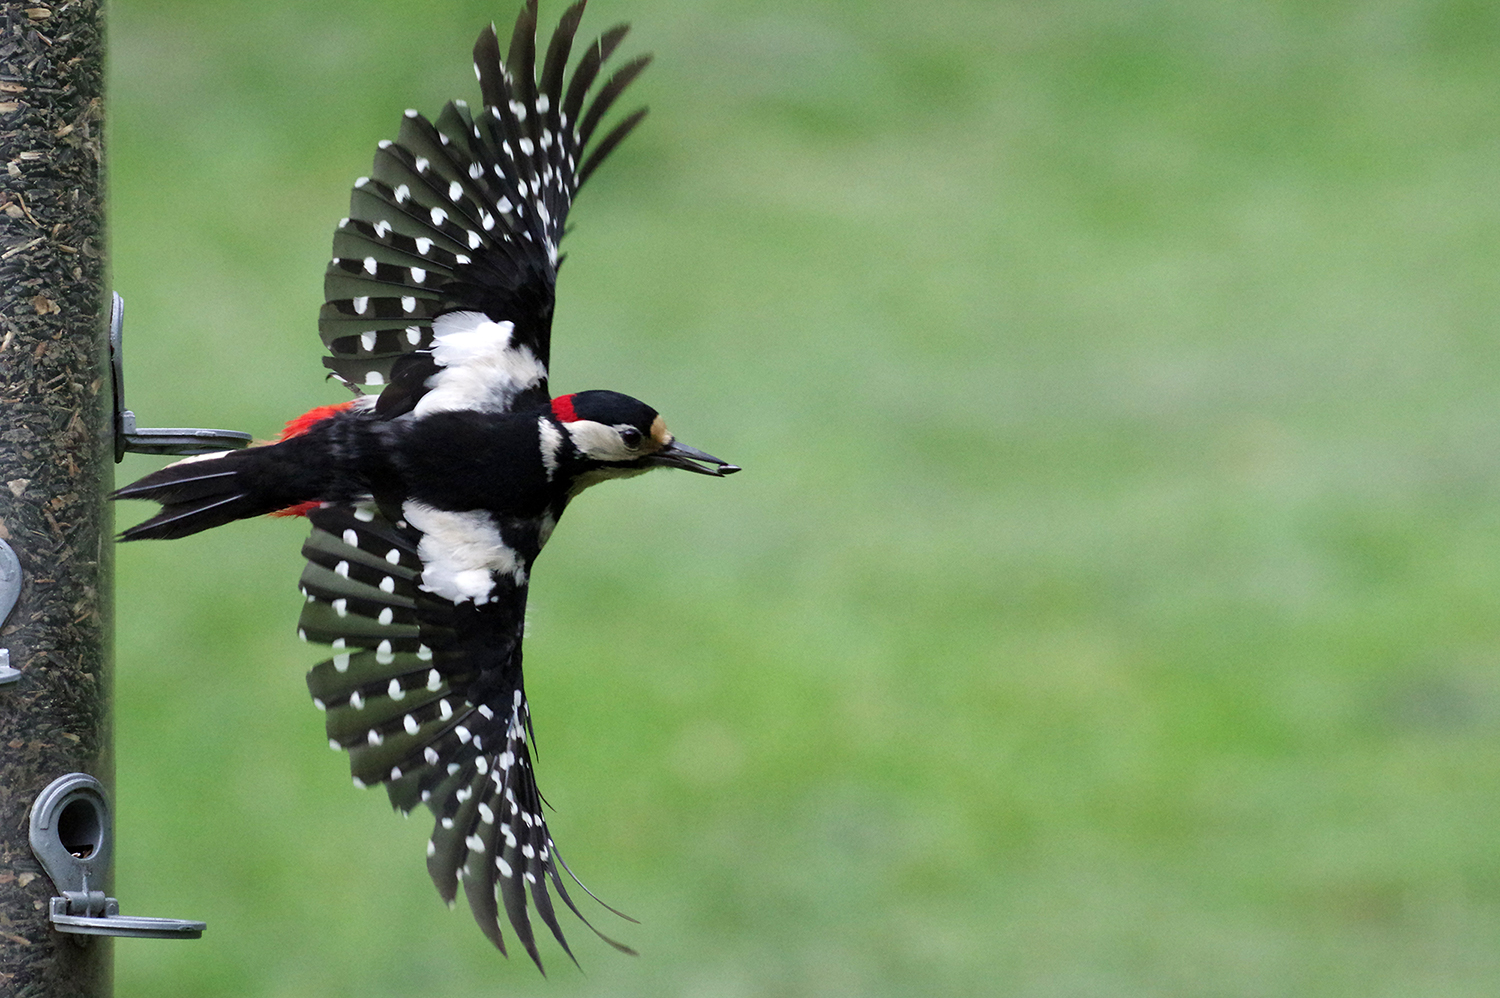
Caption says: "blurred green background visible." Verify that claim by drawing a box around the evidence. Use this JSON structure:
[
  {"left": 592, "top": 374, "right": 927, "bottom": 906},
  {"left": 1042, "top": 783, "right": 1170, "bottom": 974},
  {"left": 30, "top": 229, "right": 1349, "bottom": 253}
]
[{"left": 107, "top": 0, "right": 1500, "bottom": 995}]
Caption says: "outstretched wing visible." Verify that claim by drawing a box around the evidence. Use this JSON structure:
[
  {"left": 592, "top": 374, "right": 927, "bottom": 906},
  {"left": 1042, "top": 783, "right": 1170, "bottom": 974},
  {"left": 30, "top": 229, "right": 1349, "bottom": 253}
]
[
  {"left": 318, "top": 0, "right": 651, "bottom": 419},
  {"left": 298, "top": 502, "right": 634, "bottom": 969}
]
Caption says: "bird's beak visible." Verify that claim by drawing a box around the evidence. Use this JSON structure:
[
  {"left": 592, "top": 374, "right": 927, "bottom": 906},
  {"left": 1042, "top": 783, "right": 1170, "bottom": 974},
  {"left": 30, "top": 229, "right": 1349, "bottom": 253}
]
[{"left": 647, "top": 440, "right": 740, "bottom": 476}]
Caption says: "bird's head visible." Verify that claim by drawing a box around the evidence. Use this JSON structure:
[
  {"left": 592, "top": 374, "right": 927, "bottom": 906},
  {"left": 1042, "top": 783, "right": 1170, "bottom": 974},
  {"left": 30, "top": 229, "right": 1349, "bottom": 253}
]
[{"left": 549, "top": 390, "right": 739, "bottom": 495}]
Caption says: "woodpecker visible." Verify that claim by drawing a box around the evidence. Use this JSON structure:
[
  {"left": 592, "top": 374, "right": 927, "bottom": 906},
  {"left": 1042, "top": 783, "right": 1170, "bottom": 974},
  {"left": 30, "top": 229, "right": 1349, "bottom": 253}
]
[{"left": 114, "top": 0, "right": 736, "bottom": 971}]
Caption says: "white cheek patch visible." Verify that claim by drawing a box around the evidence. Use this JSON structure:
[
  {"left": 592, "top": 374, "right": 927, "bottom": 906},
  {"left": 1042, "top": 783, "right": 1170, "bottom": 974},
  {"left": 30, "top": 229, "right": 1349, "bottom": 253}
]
[
  {"left": 403, "top": 500, "right": 527, "bottom": 605},
  {"left": 536, "top": 417, "right": 563, "bottom": 481},
  {"left": 414, "top": 311, "right": 547, "bottom": 416},
  {"left": 563, "top": 419, "right": 637, "bottom": 462}
]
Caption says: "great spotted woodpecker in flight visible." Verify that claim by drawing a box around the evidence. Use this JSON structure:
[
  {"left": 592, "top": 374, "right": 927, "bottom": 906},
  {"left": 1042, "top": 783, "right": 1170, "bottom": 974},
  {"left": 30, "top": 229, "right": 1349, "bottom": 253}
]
[{"left": 115, "top": 0, "right": 736, "bottom": 971}]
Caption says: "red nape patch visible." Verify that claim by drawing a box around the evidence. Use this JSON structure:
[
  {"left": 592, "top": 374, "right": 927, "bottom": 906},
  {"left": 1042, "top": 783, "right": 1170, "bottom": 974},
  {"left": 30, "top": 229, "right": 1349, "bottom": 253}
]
[
  {"left": 269, "top": 501, "right": 322, "bottom": 519},
  {"left": 550, "top": 394, "right": 579, "bottom": 422},
  {"left": 279, "top": 401, "right": 356, "bottom": 441}
]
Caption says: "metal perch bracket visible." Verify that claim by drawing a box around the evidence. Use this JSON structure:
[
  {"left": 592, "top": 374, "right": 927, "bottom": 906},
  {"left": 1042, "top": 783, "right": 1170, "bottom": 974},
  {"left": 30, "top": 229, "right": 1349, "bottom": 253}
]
[
  {"left": 30, "top": 773, "right": 206, "bottom": 939},
  {"left": 0, "top": 537, "right": 19, "bottom": 684},
  {"left": 109, "top": 292, "right": 253, "bottom": 462}
]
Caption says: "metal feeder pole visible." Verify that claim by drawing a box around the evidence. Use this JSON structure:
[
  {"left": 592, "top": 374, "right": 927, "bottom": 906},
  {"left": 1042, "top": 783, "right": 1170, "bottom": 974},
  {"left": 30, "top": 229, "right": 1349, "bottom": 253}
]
[{"left": 0, "top": 1, "right": 112, "bottom": 994}]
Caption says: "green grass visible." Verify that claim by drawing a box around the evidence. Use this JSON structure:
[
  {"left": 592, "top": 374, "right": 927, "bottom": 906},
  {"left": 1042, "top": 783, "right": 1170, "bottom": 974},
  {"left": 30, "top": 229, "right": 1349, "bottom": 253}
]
[{"left": 108, "top": 0, "right": 1500, "bottom": 994}]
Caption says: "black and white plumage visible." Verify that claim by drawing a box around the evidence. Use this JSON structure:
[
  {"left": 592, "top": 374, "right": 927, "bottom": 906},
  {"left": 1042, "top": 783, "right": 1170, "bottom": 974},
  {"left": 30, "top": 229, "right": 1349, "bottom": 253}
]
[{"left": 114, "top": 0, "right": 737, "bottom": 971}]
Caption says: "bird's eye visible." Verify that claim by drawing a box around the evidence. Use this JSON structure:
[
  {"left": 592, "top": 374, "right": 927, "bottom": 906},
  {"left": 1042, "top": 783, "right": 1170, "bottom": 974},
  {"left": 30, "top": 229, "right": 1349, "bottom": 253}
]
[{"left": 619, "top": 427, "right": 643, "bottom": 449}]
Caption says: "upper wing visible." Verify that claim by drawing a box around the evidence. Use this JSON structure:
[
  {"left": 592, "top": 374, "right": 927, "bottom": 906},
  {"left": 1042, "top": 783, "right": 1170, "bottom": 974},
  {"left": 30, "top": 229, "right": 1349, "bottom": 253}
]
[
  {"left": 318, "top": 0, "right": 651, "bottom": 417},
  {"left": 298, "top": 502, "right": 633, "bottom": 969}
]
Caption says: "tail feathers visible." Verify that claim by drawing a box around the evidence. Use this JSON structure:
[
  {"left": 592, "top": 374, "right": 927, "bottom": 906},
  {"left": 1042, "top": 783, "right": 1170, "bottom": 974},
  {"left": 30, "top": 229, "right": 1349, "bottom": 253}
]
[
  {"left": 115, "top": 444, "right": 323, "bottom": 542},
  {"left": 114, "top": 452, "right": 267, "bottom": 541}
]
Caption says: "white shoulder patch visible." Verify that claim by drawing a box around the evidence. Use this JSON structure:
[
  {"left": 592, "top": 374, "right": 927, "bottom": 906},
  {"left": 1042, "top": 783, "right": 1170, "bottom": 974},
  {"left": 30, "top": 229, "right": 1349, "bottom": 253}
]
[
  {"left": 414, "top": 310, "right": 547, "bottom": 416},
  {"left": 403, "top": 500, "right": 527, "bottom": 605}
]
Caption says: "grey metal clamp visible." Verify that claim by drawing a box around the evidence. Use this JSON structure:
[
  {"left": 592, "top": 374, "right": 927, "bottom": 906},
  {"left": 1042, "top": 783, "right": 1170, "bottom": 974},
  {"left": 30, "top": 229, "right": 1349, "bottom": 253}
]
[
  {"left": 0, "top": 537, "right": 19, "bottom": 684},
  {"left": 30, "top": 773, "right": 205, "bottom": 939}
]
